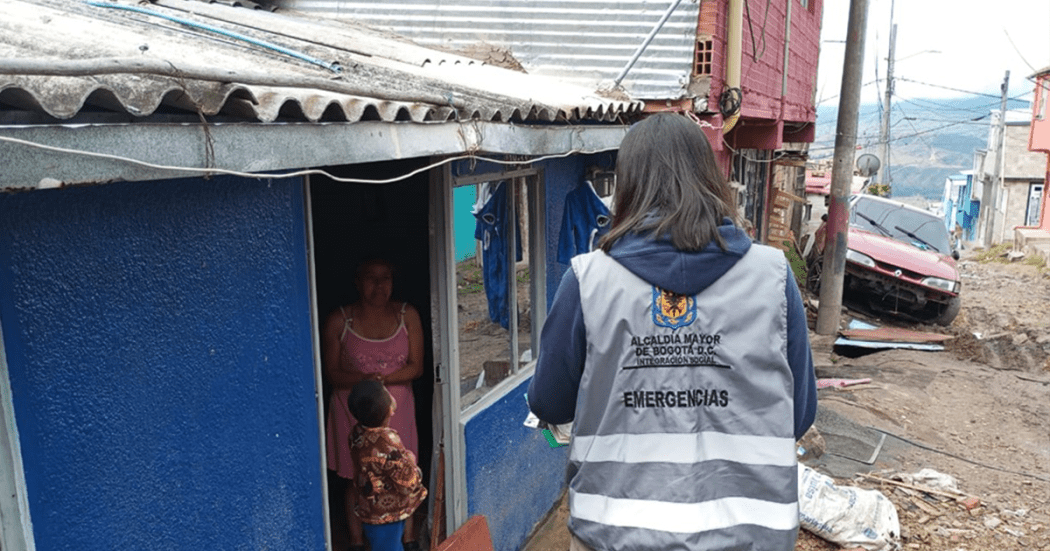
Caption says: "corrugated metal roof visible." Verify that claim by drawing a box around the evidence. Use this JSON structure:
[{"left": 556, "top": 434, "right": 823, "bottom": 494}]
[
  {"left": 274, "top": 0, "right": 702, "bottom": 100},
  {"left": 0, "top": 0, "right": 641, "bottom": 124}
]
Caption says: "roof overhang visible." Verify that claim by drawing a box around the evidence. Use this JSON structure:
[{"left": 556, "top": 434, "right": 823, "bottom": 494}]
[
  {"left": 1030, "top": 66, "right": 1050, "bottom": 79},
  {"left": 0, "top": 120, "right": 630, "bottom": 189},
  {"left": 0, "top": 0, "right": 641, "bottom": 125}
]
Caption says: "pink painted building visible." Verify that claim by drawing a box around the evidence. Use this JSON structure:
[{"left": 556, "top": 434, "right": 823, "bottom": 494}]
[{"left": 1021, "top": 67, "right": 1050, "bottom": 255}]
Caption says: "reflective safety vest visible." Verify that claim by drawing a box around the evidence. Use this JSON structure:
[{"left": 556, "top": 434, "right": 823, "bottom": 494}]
[{"left": 568, "top": 245, "right": 799, "bottom": 551}]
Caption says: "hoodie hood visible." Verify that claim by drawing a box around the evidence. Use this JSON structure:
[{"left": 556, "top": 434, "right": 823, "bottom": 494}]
[{"left": 608, "top": 219, "right": 752, "bottom": 296}]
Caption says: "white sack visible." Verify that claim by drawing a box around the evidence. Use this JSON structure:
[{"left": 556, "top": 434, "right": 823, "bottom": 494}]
[{"left": 798, "top": 464, "right": 901, "bottom": 551}]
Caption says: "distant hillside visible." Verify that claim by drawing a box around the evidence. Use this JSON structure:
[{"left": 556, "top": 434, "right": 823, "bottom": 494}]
[{"left": 812, "top": 96, "right": 1030, "bottom": 200}]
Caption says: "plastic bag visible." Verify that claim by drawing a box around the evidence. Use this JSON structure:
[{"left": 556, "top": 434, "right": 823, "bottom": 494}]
[
  {"left": 523, "top": 393, "right": 571, "bottom": 448},
  {"left": 902, "top": 468, "right": 959, "bottom": 494},
  {"left": 798, "top": 464, "right": 901, "bottom": 551}
]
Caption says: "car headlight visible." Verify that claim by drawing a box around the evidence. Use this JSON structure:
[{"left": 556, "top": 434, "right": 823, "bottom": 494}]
[
  {"left": 845, "top": 249, "right": 876, "bottom": 268},
  {"left": 922, "top": 277, "right": 959, "bottom": 293}
]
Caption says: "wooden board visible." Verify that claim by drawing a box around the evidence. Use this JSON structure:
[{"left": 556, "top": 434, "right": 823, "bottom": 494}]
[
  {"left": 841, "top": 327, "right": 954, "bottom": 343},
  {"left": 436, "top": 516, "right": 494, "bottom": 551}
]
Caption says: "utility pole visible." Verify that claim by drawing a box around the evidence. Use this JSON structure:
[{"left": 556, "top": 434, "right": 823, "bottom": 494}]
[
  {"left": 981, "top": 71, "right": 1010, "bottom": 248},
  {"left": 816, "top": 0, "right": 868, "bottom": 335},
  {"left": 878, "top": 20, "right": 896, "bottom": 189}
]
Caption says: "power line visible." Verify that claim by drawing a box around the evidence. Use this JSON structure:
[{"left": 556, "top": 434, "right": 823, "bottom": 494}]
[
  {"left": 892, "top": 101, "right": 933, "bottom": 154},
  {"left": 894, "top": 77, "right": 1011, "bottom": 99},
  {"left": 1003, "top": 28, "right": 1037, "bottom": 74},
  {"left": 0, "top": 134, "right": 614, "bottom": 185},
  {"left": 817, "top": 80, "right": 880, "bottom": 105},
  {"left": 896, "top": 96, "right": 1005, "bottom": 116},
  {"left": 890, "top": 107, "right": 991, "bottom": 127},
  {"left": 809, "top": 108, "right": 988, "bottom": 147},
  {"left": 808, "top": 114, "right": 990, "bottom": 153},
  {"left": 815, "top": 84, "right": 1028, "bottom": 151},
  {"left": 897, "top": 89, "right": 1031, "bottom": 111},
  {"left": 896, "top": 116, "right": 990, "bottom": 125},
  {"left": 819, "top": 76, "right": 1031, "bottom": 109}
]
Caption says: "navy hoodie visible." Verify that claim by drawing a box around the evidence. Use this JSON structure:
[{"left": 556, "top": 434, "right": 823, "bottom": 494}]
[{"left": 528, "top": 220, "right": 817, "bottom": 440}]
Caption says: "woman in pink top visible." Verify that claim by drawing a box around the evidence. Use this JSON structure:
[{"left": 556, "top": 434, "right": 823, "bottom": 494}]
[{"left": 324, "top": 258, "right": 425, "bottom": 551}]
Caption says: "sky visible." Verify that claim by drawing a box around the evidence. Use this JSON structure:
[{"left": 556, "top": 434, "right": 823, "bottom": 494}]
[{"left": 816, "top": 0, "right": 1050, "bottom": 108}]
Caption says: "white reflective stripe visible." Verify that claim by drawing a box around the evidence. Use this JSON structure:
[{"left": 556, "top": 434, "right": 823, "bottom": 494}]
[
  {"left": 570, "top": 490, "right": 799, "bottom": 533},
  {"left": 570, "top": 432, "right": 796, "bottom": 466}
]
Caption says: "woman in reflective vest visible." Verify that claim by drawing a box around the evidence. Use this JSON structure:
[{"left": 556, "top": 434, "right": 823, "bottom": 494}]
[{"left": 529, "top": 113, "right": 817, "bottom": 551}]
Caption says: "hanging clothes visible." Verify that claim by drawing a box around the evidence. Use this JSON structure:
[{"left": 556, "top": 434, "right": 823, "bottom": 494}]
[
  {"left": 473, "top": 181, "right": 522, "bottom": 329},
  {"left": 557, "top": 180, "right": 612, "bottom": 264}
]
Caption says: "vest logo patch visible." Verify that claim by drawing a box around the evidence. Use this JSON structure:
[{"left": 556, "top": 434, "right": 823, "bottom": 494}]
[{"left": 652, "top": 286, "right": 696, "bottom": 329}]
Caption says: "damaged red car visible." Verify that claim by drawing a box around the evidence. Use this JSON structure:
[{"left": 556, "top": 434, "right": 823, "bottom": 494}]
[{"left": 806, "top": 194, "right": 961, "bottom": 325}]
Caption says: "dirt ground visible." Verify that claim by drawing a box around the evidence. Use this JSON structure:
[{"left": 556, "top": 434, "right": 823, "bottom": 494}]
[
  {"left": 455, "top": 258, "right": 533, "bottom": 407},
  {"left": 522, "top": 252, "right": 1050, "bottom": 551}
]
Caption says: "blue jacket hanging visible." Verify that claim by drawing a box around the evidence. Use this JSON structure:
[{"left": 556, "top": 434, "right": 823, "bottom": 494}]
[
  {"left": 473, "top": 181, "right": 522, "bottom": 329},
  {"left": 557, "top": 180, "right": 612, "bottom": 264}
]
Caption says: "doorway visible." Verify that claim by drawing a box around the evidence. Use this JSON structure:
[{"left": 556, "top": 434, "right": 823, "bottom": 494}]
[{"left": 308, "top": 159, "right": 435, "bottom": 551}]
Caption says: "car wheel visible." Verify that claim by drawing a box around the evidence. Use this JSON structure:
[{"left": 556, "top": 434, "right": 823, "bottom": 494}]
[{"left": 932, "top": 295, "right": 961, "bottom": 326}]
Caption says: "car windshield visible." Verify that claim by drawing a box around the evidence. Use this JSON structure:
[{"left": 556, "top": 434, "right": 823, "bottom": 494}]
[{"left": 849, "top": 196, "right": 951, "bottom": 254}]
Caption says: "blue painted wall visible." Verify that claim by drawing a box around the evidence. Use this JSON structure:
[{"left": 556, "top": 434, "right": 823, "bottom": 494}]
[
  {"left": 0, "top": 176, "right": 325, "bottom": 551},
  {"left": 454, "top": 185, "right": 478, "bottom": 261},
  {"left": 540, "top": 153, "right": 615, "bottom": 309},
  {"left": 464, "top": 377, "right": 569, "bottom": 551},
  {"left": 953, "top": 174, "right": 980, "bottom": 242}
]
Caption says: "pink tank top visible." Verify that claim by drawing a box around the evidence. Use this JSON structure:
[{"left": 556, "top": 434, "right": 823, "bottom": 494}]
[{"left": 340, "top": 304, "right": 409, "bottom": 377}]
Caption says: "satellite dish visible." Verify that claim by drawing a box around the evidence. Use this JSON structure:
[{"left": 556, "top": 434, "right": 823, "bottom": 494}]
[{"left": 856, "top": 154, "right": 881, "bottom": 177}]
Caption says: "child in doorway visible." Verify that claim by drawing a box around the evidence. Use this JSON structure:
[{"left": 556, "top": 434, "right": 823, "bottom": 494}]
[{"left": 348, "top": 380, "right": 428, "bottom": 551}]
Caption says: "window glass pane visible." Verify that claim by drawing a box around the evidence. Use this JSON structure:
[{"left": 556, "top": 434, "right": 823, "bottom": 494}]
[
  {"left": 851, "top": 196, "right": 951, "bottom": 254},
  {"left": 453, "top": 175, "right": 539, "bottom": 409},
  {"left": 513, "top": 176, "right": 537, "bottom": 373}
]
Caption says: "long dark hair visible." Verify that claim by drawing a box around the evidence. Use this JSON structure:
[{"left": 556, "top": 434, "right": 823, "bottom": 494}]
[{"left": 599, "top": 113, "right": 737, "bottom": 252}]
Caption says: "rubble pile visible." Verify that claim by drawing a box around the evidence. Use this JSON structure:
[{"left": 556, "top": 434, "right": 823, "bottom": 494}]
[
  {"left": 853, "top": 470, "right": 1048, "bottom": 550},
  {"left": 796, "top": 463, "right": 1050, "bottom": 550},
  {"left": 944, "top": 260, "right": 1050, "bottom": 373}
]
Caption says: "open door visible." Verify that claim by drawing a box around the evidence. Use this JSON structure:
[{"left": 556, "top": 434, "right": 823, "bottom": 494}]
[{"left": 308, "top": 159, "right": 435, "bottom": 550}]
